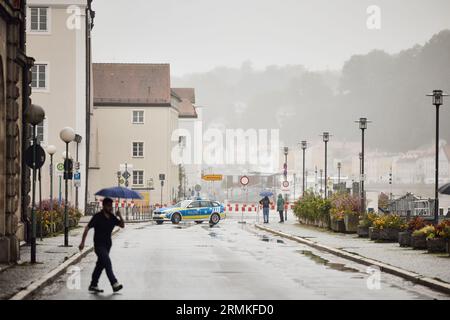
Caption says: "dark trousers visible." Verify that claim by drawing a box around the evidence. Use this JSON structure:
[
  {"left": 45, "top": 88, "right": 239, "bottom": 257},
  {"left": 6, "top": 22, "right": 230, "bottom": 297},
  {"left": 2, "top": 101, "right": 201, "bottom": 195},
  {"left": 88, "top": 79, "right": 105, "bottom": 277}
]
[
  {"left": 91, "top": 246, "right": 117, "bottom": 287},
  {"left": 278, "top": 211, "right": 284, "bottom": 222}
]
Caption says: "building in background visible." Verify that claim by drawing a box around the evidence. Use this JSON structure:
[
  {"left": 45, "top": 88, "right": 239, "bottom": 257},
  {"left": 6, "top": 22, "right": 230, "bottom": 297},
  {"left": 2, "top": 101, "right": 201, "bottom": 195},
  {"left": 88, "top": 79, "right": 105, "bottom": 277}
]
[
  {"left": 89, "top": 63, "right": 180, "bottom": 206},
  {"left": 0, "top": 0, "right": 34, "bottom": 263},
  {"left": 26, "top": 0, "right": 94, "bottom": 212},
  {"left": 173, "top": 88, "right": 203, "bottom": 198}
]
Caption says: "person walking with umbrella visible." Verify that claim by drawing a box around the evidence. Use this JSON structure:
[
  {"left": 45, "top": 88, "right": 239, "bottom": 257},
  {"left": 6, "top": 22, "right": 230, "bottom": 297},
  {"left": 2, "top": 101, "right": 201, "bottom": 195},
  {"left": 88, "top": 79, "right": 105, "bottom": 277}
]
[
  {"left": 79, "top": 196, "right": 125, "bottom": 293},
  {"left": 277, "top": 194, "right": 285, "bottom": 223}
]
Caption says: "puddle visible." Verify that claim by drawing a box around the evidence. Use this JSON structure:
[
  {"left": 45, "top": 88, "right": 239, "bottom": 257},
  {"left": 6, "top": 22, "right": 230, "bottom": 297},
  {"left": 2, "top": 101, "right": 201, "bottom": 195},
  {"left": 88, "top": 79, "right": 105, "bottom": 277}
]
[
  {"left": 257, "top": 234, "right": 285, "bottom": 244},
  {"left": 298, "top": 250, "right": 359, "bottom": 273}
]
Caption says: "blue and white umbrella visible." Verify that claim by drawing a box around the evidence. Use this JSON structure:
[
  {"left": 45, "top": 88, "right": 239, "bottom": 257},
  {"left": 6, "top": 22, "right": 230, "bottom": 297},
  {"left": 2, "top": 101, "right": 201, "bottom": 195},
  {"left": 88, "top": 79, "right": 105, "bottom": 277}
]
[
  {"left": 95, "top": 186, "right": 143, "bottom": 199},
  {"left": 259, "top": 190, "right": 274, "bottom": 197}
]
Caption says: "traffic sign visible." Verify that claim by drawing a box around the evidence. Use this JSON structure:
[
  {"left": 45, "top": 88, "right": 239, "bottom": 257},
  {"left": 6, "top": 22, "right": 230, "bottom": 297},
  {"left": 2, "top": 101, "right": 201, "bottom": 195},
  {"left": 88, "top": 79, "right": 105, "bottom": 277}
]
[
  {"left": 202, "top": 174, "right": 223, "bottom": 182},
  {"left": 282, "top": 181, "right": 290, "bottom": 188},
  {"left": 74, "top": 172, "right": 81, "bottom": 187},
  {"left": 240, "top": 176, "right": 249, "bottom": 186},
  {"left": 122, "top": 171, "right": 131, "bottom": 180},
  {"left": 194, "top": 184, "right": 202, "bottom": 192},
  {"left": 57, "top": 163, "right": 64, "bottom": 171},
  {"left": 24, "top": 145, "right": 46, "bottom": 170}
]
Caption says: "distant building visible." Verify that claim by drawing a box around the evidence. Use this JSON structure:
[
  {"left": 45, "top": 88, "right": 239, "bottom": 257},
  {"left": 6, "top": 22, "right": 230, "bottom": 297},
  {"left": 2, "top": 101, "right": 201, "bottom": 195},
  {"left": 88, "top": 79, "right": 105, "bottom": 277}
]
[
  {"left": 89, "top": 63, "right": 180, "bottom": 206},
  {"left": 172, "top": 88, "right": 202, "bottom": 197}
]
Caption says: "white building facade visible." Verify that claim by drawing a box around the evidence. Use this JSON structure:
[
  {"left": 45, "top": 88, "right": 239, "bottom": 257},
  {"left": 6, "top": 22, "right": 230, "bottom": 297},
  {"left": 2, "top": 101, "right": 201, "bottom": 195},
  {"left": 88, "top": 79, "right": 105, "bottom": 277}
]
[{"left": 26, "top": 0, "right": 94, "bottom": 211}]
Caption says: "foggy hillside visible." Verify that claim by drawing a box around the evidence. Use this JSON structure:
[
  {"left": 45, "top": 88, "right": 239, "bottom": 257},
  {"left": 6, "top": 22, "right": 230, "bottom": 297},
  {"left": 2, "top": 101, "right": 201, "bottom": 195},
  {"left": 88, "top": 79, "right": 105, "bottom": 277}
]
[{"left": 173, "top": 30, "right": 450, "bottom": 152}]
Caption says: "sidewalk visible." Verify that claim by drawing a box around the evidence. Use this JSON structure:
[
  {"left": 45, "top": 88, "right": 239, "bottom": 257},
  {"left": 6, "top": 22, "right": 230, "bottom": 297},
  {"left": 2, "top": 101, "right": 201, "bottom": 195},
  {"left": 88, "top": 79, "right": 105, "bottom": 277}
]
[
  {"left": 1, "top": 216, "right": 95, "bottom": 300},
  {"left": 256, "top": 212, "right": 450, "bottom": 285}
]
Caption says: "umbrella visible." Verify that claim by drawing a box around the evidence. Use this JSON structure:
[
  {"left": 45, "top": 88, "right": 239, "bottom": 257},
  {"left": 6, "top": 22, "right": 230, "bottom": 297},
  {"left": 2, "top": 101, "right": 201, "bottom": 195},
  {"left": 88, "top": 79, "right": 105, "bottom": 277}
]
[
  {"left": 438, "top": 183, "right": 450, "bottom": 195},
  {"left": 259, "top": 190, "right": 274, "bottom": 197},
  {"left": 95, "top": 186, "right": 143, "bottom": 199}
]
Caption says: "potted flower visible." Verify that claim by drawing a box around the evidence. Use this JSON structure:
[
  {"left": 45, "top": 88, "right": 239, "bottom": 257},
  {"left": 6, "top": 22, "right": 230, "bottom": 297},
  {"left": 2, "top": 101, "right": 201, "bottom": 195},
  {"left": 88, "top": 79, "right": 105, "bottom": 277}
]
[
  {"left": 369, "top": 216, "right": 384, "bottom": 241},
  {"left": 330, "top": 193, "right": 360, "bottom": 233},
  {"left": 426, "top": 221, "right": 450, "bottom": 253},
  {"left": 399, "top": 217, "right": 426, "bottom": 247},
  {"left": 358, "top": 213, "right": 377, "bottom": 238},
  {"left": 412, "top": 225, "right": 435, "bottom": 250},
  {"left": 329, "top": 209, "right": 345, "bottom": 233},
  {"left": 373, "top": 214, "right": 404, "bottom": 242}
]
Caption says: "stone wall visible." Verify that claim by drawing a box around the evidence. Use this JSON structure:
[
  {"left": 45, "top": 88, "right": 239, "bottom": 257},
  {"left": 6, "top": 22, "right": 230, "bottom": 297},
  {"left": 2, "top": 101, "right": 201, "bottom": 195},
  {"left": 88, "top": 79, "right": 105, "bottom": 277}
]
[{"left": 0, "top": 0, "right": 33, "bottom": 263}]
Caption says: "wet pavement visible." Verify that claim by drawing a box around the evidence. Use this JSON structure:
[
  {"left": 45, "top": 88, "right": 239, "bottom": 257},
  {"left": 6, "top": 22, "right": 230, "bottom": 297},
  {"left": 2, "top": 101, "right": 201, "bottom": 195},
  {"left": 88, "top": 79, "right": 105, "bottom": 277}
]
[
  {"left": 257, "top": 212, "right": 450, "bottom": 284},
  {"left": 31, "top": 218, "right": 449, "bottom": 300}
]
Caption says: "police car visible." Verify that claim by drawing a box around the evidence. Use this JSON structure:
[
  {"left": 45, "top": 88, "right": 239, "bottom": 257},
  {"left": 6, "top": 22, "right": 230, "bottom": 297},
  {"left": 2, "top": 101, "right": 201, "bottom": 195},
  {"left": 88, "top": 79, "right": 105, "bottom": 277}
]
[{"left": 153, "top": 199, "right": 225, "bottom": 226}]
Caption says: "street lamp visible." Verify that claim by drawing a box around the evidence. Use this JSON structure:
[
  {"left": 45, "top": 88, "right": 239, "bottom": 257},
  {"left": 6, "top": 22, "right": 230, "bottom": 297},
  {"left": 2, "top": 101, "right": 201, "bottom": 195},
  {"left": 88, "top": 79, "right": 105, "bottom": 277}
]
[
  {"left": 283, "top": 147, "right": 289, "bottom": 221},
  {"left": 74, "top": 134, "right": 82, "bottom": 210},
  {"left": 46, "top": 145, "right": 57, "bottom": 211},
  {"left": 321, "top": 132, "right": 331, "bottom": 199},
  {"left": 337, "top": 162, "right": 342, "bottom": 189},
  {"left": 24, "top": 104, "right": 45, "bottom": 263},
  {"left": 355, "top": 118, "right": 371, "bottom": 214},
  {"left": 427, "top": 90, "right": 448, "bottom": 224},
  {"left": 60, "top": 127, "right": 75, "bottom": 247},
  {"left": 300, "top": 141, "right": 307, "bottom": 196}
]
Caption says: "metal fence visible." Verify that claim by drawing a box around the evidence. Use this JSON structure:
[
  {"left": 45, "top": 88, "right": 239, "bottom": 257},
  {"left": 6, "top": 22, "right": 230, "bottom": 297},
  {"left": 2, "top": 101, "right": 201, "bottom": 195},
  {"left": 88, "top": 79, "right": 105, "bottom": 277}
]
[{"left": 85, "top": 202, "right": 154, "bottom": 222}]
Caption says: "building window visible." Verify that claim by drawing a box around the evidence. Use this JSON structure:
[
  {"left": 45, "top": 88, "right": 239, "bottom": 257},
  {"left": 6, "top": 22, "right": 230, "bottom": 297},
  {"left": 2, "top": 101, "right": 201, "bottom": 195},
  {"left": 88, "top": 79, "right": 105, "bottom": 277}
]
[
  {"left": 132, "top": 110, "right": 144, "bottom": 124},
  {"left": 132, "top": 142, "right": 144, "bottom": 158},
  {"left": 30, "top": 7, "right": 48, "bottom": 32},
  {"left": 133, "top": 170, "right": 144, "bottom": 186},
  {"left": 31, "top": 64, "right": 47, "bottom": 89}
]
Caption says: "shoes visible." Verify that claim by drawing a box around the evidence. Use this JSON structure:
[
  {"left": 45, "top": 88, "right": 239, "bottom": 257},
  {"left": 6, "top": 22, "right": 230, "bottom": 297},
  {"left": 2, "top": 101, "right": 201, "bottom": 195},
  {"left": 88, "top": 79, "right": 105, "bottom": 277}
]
[
  {"left": 112, "top": 282, "right": 123, "bottom": 293},
  {"left": 88, "top": 285, "right": 104, "bottom": 293}
]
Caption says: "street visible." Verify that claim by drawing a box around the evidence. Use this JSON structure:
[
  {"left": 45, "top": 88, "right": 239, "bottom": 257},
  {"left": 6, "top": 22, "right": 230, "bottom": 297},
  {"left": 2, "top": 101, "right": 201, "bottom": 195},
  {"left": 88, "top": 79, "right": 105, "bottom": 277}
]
[{"left": 32, "top": 219, "right": 448, "bottom": 300}]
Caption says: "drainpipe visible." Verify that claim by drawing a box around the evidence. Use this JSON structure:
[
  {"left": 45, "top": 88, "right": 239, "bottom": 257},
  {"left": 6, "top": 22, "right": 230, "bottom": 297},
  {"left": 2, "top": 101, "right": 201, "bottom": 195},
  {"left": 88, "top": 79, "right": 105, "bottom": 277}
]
[{"left": 84, "top": 1, "right": 94, "bottom": 211}]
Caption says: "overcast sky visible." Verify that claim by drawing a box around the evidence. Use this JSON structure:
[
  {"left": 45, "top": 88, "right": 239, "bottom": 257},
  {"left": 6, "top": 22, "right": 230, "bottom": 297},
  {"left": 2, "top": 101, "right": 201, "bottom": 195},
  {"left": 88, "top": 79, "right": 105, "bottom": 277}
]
[{"left": 92, "top": 0, "right": 450, "bottom": 76}]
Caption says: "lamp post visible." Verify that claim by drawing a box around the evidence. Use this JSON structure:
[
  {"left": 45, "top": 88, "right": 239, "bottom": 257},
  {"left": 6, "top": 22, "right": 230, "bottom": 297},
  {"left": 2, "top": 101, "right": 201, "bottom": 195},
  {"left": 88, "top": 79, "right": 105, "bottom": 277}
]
[
  {"left": 337, "top": 162, "right": 342, "bottom": 192},
  {"left": 356, "top": 117, "right": 371, "bottom": 214},
  {"left": 60, "top": 127, "right": 75, "bottom": 247},
  {"left": 283, "top": 147, "right": 289, "bottom": 221},
  {"left": 47, "top": 145, "right": 57, "bottom": 211},
  {"left": 24, "top": 104, "right": 45, "bottom": 263},
  {"left": 319, "top": 169, "right": 323, "bottom": 196},
  {"left": 300, "top": 141, "right": 307, "bottom": 196},
  {"left": 74, "top": 134, "right": 82, "bottom": 210},
  {"left": 427, "top": 90, "right": 448, "bottom": 224},
  {"left": 321, "top": 132, "right": 330, "bottom": 199}
]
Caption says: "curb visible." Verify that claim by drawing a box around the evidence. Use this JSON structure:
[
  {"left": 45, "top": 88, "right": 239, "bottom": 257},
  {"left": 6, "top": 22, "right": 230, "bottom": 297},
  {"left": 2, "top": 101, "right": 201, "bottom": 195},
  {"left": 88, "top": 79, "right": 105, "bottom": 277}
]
[
  {"left": 255, "top": 224, "right": 450, "bottom": 296},
  {"left": 9, "top": 227, "right": 122, "bottom": 300}
]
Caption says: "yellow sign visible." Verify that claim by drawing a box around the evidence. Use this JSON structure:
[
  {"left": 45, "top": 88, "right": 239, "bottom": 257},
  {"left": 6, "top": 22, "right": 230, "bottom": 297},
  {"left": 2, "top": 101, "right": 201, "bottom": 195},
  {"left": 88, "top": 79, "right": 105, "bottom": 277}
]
[{"left": 202, "top": 174, "right": 223, "bottom": 182}]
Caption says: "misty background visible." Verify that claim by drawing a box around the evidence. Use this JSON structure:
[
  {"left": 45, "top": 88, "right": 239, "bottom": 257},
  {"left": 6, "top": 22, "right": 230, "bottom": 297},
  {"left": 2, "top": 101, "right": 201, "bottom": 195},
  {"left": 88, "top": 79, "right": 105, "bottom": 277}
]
[{"left": 92, "top": 0, "right": 450, "bottom": 153}]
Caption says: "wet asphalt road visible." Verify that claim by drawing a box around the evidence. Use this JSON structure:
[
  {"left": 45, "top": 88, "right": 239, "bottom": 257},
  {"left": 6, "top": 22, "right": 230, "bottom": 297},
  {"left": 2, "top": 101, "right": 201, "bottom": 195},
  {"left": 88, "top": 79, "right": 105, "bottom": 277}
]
[{"left": 32, "top": 219, "right": 449, "bottom": 300}]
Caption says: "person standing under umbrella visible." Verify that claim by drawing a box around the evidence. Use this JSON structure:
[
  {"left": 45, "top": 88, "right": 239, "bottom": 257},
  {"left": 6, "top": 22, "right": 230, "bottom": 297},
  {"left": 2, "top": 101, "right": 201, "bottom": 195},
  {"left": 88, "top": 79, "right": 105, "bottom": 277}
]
[
  {"left": 79, "top": 197, "right": 125, "bottom": 293},
  {"left": 277, "top": 194, "right": 285, "bottom": 223},
  {"left": 259, "top": 195, "right": 271, "bottom": 223}
]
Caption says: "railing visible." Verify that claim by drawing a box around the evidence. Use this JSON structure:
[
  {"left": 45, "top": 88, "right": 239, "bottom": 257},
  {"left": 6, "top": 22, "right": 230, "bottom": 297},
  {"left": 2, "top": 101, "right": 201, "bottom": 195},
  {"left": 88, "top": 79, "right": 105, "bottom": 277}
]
[{"left": 117, "top": 205, "right": 154, "bottom": 222}]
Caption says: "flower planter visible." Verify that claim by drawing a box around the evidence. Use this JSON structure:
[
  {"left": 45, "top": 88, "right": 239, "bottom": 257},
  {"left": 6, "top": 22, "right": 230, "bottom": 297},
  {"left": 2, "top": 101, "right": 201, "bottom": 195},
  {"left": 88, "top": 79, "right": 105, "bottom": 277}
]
[
  {"left": 427, "top": 238, "right": 447, "bottom": 253},
  {"left": 332, "top": 220, "right": 345, "bottom": 233},
  {"left": 357, "top": 225, "right": 369, "bottom": 238},
  {"left": 369, "top": 227, "right": 380, "bottom": 241},
  {"left": 379, "top": 228, "right": 401, "bottom": 242},
  {"left": 344, "top": 214, "right": 359, "bottom": 233},
  {"left": 398, "top": 231, "right": 412, "bottom": 247},
  {"left": 411, "top": 234, "right": 427, "bottom": 250}
]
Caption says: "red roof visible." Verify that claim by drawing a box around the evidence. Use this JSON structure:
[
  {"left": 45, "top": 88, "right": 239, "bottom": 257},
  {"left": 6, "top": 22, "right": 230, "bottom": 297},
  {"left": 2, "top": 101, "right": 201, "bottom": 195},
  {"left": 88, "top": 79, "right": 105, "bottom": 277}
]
[
  {"left": 172, "top": 88, "right": 197, "bottom": 118},
  {"left": 93, "top": 63, "right": 171, "bottom": 105}
]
